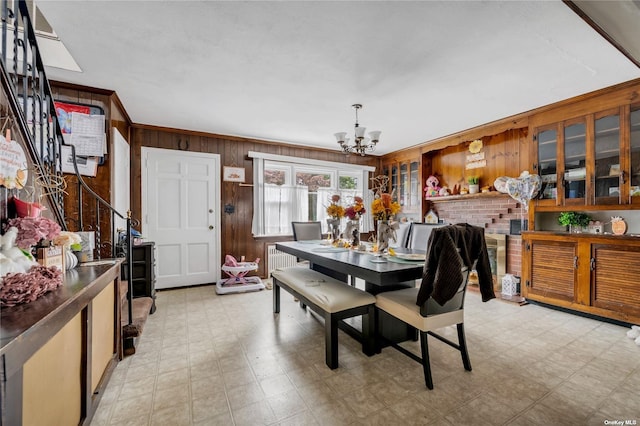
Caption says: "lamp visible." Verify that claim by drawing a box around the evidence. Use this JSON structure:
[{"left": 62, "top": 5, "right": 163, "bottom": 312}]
[{"left": 335, "top": 104, "right": 381, "bottom": 156}]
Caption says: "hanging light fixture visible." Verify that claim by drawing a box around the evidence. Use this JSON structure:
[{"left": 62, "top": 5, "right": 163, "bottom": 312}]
[{"left": 334, "top": 104, "right": 381, "bottom": 156}]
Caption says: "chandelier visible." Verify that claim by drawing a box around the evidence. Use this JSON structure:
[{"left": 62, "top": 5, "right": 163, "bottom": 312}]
[{"left": 334, "top": 104, "right": 381, "bottom": 156}]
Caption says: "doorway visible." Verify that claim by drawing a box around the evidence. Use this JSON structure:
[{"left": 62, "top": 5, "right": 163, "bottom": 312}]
[{"left": 142, "top": 147, "right": 221, "bottom": 289}]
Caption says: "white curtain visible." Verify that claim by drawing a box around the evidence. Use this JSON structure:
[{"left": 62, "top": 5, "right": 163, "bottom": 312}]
[
  {"left": 316, "top": 188, "right": 334, "bottom": 234},
  {"left": 262, "top": 185, "right": 308, "bottom": 235},
  {"left": 252, "top": 157, "right": 265, "bottom": 236}
]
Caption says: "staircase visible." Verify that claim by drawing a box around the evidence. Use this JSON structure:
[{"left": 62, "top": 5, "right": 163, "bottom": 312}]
[
  {"left": 119, "top": 280, "right": 153, "bottom": 355},
  {"left": 0, "top": 0, "right": 151, "bottom": 356}
]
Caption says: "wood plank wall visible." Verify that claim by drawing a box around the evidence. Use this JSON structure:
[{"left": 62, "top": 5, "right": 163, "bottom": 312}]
[
  {"left": 130, "top": 126, "right": 379, "bottom": 277},
  {"left": 50, "top": 82, "right": 132, "bottom": 257},
  {"left": 427, "top": 128, "right": 530, "bottom": 191}
]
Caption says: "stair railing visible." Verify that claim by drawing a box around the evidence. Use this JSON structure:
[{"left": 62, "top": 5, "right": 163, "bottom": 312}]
[{"left": 0, "top": 0, "right": 135, "bottom": 326}]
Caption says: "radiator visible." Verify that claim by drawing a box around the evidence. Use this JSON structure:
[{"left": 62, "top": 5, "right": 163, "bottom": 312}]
[{"left": 267, "top": 245, "right": 298, "bottom": 275}]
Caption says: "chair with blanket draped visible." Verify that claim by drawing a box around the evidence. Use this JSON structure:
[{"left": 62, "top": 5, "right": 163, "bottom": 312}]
[
  {"left": 406, "top": 222, "right": 445, "bottom": 249},
  {"left": 374, "top": 224, "right": 486, "bottom": 389}
]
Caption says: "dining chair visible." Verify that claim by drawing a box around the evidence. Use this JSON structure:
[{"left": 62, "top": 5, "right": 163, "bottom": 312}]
[
  {"left": 406, "top": 222, "right": 445, "bottom": 250},
  {"left": 389, "top": 221, "right": 411, "bottom": 248},
  {"left": 374, "top": 263, "right": 472, "bottom": 389},
  {"left": 291, "top": 221, "right": 322, "bottom": 241}
]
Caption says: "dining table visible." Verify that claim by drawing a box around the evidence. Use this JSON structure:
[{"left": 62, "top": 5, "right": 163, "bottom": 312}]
[{"left": 275, "top": 240, "right": 427, "bottom": 344}]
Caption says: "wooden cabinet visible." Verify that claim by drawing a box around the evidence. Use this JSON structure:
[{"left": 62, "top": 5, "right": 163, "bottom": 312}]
[
  {"left": 522, "top": 231, "right": 640, "bottom": 324},
  {"left": 1, "top": 263, "right": 122, "bottom": 425},
  {"left": 532, "top": 104, "right": 640, "bottom": 209},
  {"left": 120, "top": 242, "right": 156, "bottom": 314},
  {"left": 381, "top": 157, "right": 421, "bottom": 214},
  {"left": 524, "top": 238, "right": 578, "bottom": 303}
]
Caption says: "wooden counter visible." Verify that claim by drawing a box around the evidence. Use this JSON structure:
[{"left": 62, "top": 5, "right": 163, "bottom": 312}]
[{"left": 0, "top": 260, "right": 123, "bottom": 426}]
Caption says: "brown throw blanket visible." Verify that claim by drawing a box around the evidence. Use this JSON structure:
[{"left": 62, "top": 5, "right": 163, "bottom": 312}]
[{"left": 416, "top": 223, "right": 495, "bottom": 306}]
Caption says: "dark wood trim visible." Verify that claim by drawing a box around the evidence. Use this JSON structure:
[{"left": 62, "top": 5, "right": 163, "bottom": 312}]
[
  {"left": 109, "top": 92, "right": 133, "bottom": 125},
  {"left": 81, "top": 304, "right": 91, "bottom": 422},
  {"left": 49, "top": 80, "right": 117, "bottom": 96},
  {"left": 132, "top": 122, "right": 380, "bottom": 158},
  {"left": 2, "top": 365, "right": 22, "bottom": 425},
  {"left": 563, "top": 1, "right": 640, "bottom": 69}
]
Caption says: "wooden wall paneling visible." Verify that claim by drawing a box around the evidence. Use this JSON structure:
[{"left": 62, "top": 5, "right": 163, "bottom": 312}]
[
  {"left": 50, "top": 85, "right": 115, "bottom": 257},
  {"left": 518, "top": 128, "right": 530, "bottom": 174},
  {"left": 412, "top": 128, "right": 527, "bottom": 197},
  {"left": 130, "top": 126, "right": 375, "bottom": 278}
]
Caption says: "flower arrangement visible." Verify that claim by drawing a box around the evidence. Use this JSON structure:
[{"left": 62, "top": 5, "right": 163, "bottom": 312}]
[
  {"left": 53, "top": 231, "right": 82, "bottom": 251},
  {"left": 5, "top": 216, "right": 62, "bottom": 249},
  {"left": 345, "top": 196, "right": 366, "bottom": 220},
  {"left": 371, "top": 193, "right": 401, "bottom": 221},
  {"left": 326, "top": 194, "right": 345, "bottom": 219}
]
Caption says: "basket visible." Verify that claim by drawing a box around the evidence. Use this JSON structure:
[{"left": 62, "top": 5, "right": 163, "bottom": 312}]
[{"left": 12, "top": 197, "right": 46, "bottom": 218}]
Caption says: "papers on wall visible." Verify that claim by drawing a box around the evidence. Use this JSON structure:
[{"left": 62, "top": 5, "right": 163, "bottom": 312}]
[
  {"left": 61, "top": 145, "right": 98, "bottom": 177},
  {"left": 54, "top": 101, "right": 107, "bottom": 161},
  {"left": 60, "top": 112, "right": 106, "bottom": 157}
]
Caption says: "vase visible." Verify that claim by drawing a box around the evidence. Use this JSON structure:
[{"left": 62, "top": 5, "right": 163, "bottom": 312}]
[
  {"left": 376, "top": 220, "right": 397, "bottom": 253},
  {"left": 569, "top": 224, "right": 582, "bottom": 234},
  {"left": 65, "top": 248, "right": 78, "bottom": 270},
  {"left": 327, "top": 218, "right": 341, "bottom": 243},
  {"left": 344, "top": 219, "right": 360, "bottom": 247}
]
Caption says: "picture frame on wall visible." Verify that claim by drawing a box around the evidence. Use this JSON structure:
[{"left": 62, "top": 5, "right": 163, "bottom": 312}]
[{"left": 223, "top": 166, "right": 245, "bottom": 182}]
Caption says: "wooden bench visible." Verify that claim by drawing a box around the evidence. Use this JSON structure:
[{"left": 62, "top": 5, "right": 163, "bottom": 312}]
[{"left": 272, "top": 267, "right": 376, "bottom": 369}]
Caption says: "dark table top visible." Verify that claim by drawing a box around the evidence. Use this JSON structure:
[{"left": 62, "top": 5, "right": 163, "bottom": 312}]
[{"left": 275, "top": 241, "right": 425, "bottom": 286}]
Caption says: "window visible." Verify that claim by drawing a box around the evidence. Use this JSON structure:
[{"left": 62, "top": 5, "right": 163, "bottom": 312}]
[{"left": 250, "top": 152, "right": 375, "bottom": 237}]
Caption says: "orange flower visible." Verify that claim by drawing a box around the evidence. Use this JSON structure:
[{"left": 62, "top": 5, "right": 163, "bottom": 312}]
[
  {"left": 326, "top": 194, "right": 345, "bottom": 219},
  {"left": 371, "top": 193, "right": 401, "bottom": 220}
]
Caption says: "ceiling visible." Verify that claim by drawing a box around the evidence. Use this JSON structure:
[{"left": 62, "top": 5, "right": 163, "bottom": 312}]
[{"left": 36, "top": 1, "right": 640, "bottom": 156}]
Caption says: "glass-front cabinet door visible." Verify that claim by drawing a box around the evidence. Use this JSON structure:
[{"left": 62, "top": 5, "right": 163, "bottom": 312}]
[
  {"left": 536, "top": 126, "right": 559, "bottom": 204},
  {"left": 593, "top": 111, "right": 621, "bottom": 204},
  {"left": 563, "top": 120, "right": 587, "bottom": 205},
  {"left": 399, "top": 163, "right": 408, "bottom": 207},
  {"left": 409, "top": 161, "right": 419, "bottom": 209},
  {"left": 391, "top": 163, "right": 398, "bottom": 202},
  {"left": 631, "top": 106, "right": 640, "bottom": 205}
]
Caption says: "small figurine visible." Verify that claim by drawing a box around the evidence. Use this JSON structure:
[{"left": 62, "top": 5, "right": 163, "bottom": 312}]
[
  {"left": 439, "top": 186, "right": 450, "bottom": 196},
  {"left": 424, "top": 175, "right": 441, "bottom": 198}
]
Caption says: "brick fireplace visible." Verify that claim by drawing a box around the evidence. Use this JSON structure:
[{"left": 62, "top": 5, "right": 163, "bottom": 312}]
[{"left": 426, "top": 193, "right": 524, "bottom": 279}]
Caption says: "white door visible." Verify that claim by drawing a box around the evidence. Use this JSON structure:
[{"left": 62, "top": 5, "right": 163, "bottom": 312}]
[
  {"left": 142, "top": 147, "right": 220, "bottom": 289},
  {"left": 111, "top": 128, "right": 130, "bottom": 244}
]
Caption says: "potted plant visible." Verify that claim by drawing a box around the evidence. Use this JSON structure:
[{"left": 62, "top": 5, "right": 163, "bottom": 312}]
[
  {"left": 558, "top": 211, "right": 591, "bottom": 233},
  {"left": 467, "top": 176, "right": 480, "bottom": 194}
]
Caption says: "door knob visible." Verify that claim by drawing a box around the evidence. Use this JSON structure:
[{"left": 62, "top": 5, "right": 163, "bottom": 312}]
[{"left": 209, "top": 225, "right": 214, "bottom": 230}]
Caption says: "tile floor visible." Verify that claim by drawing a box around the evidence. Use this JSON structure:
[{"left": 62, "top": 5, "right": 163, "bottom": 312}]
[{"left": 91, "top": 282, "right": 640, "bottom": 426}]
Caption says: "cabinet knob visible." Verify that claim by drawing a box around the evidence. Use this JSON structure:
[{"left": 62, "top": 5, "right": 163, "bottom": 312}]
[{"left": 209, "top": 225, "right": 214, "bottom": 230}]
